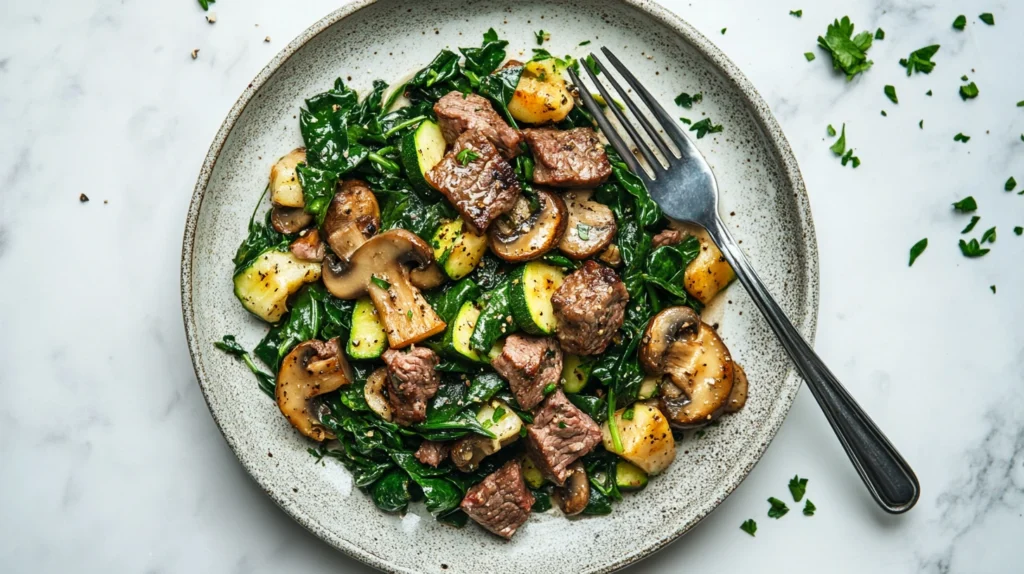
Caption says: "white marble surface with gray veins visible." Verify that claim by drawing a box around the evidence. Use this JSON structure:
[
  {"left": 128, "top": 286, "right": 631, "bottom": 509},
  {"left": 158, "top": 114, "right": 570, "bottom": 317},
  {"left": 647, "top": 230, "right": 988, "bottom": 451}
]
[{"left": 1, "top": 0, "right": 1022, "bottom": 572}]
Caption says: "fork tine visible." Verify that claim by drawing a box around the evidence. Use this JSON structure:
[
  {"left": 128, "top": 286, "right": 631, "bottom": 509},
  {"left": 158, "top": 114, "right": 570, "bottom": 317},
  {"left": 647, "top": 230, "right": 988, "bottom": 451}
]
[
  {"left": 588, "top": 54, "right": 675, "bottom": 161},
  {"left": 567, "top": 67, "right": 646, "bottom": 178},
  {"left": 600, "top": 47, "right": 690, "bottom": 152},
  {"left": 582, "top": 54, "right": 662, "bottom": 173}
]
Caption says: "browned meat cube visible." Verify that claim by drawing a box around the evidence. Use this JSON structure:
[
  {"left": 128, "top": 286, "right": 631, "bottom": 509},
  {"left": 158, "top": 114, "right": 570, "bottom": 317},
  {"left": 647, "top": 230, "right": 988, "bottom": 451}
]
[
  {"left": 491, "top": 334, "right": 563, "bottom": 410},
  {"left": 551, "top": 261, "right": 629, "bottom": 355},
  {"left": 381, "top": 346, "right": 440, "bottom": 426},
  {"left": 434, "top": 91, "right": 523, "bottom": 159},
  {"left": 651, "top": 228, "right": 686, "bottom": 248},
  {"left": 523, "top": 127, "right": 612, "bottom": 188},
  {"left": 426, "top": 129, "right": 521, "bottom": 233},
  {"left": 414, "top": 440, "right": 450, "bottom": 468},
  {"left": 460, "top": 460, "right": 534, "bottom": 539},
  {"left": 526, "top": 389, "right": 602, "bottom": 486}
]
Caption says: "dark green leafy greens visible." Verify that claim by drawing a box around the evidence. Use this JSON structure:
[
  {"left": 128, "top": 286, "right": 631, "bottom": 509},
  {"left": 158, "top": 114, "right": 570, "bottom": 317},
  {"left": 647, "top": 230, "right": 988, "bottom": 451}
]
[{"left": 214, "top": 335, "right": 276, "bottom": 398}]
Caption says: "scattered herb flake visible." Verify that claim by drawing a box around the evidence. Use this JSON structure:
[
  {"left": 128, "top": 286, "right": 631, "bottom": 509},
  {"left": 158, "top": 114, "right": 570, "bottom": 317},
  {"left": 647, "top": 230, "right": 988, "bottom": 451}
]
[
  {"left": 959, "top": 238, "right": 990, "bottom": 257},
  {"left": 721, "top": 28, "right": 727, "bottom": 35},
  {"left": 953, "top": 15, "right": 967, "bottom": 30},
  {"left": 583, "top": 54, "right": 601, "bottom": 76},
  {"left": 961, "top": 74, "right": 969, "bottom": 81},
  {"left": 980, "top": 226, "right": 997, "bottom": 244},
  {"left": 899, "top": 45, "right": 940, "bottom": 76},
  {"left": 954, "top": 132, "right": 970, "bottom": 143},
  {"left": 543, "top": 383, "right": 557, "bottom": 395},
  {"left": 959, "top": 82, "right": 979, "bottom": 100},
  {"left": 979, "top": 13, "right": 994, "bottom": 25},
  {"left": 962, "top": 216, "right": 981, "bottom": 234},
  {"left": 535, "top": 30, "right": 549, "bottom": 45},
  {"left": 456, "top": 149, "right": 480, "bottom": 165},
  {"left": 875, "top": 28, "right": 885, "bottom": 40},
  {"left": 1015, "top": 226, "right": 1023, "bottom": 236},
  {"left": 576, "top": 223, "right": 591, "bottom": 241},
  {"left": 880, "top": 110, "right": 887, "bottom": 117},
  {"left": 579, "top": 40, "right": 591, "bottom": 46},
  {"left": 952, "top": 196, "right": 978, "bottom": 212},
  {"left": 198, "top": 0, "right": 215, "bottom": 10},
  {"left": 741, "top": 519, "right": 757, "bottom": 536},
  {"left": 690, "top": 117, "right": 724, "bottom": 139},
  {"left": 767, "top": 497, "right": 790, "bottom": 519},
  {"left": 790, "top": 10, "right": 803, "bottom": 17},
  {"left": 990, "top": 285, "right": 996, "bottom": 294},
  {"left": 827, "top": 124, "right": 837, "bottom": 137},
  {"left": 789, "top": 476, "right": 809, "bottom": 501},
  {"left": 908, "top": 238, "right": 928, "bottom": 266},
  {"left": 1005, "top": 177, "right": 1017, "bottom": 192},
  {"left": 679, "top": 117, "right": 692, "bottom": 125},
  {"left": 803, "top": 499, "right": 816, "bottom": 516},
  {"left": 674, "top": 92, "right": 703, "bottom": 109},
  {"left": 371, "top": 276, "right": 391, "bottom": 291},
  {"left": 622, "top": 407, "right": 635, "bottom": 421},
  {"left": 830, "top": 123, "right": 847, "bottom": 155},
  {"left": 1018, "top": 101, "right": 1024, "bottom": 107},
  {"left": 884, "top": 85, "right": 898, "bottom": 104},
  {"left": 805, "top": 52, "right": 816, "bottom": 61},
  {"left": 926, "top": 90, "right": 933, "bottom": 96},
  {"left": 919, "top": 120, "right": 924, "bottom": 129},
  {"left": 817, "top": 16, "right": 874, "bottom": 80}
]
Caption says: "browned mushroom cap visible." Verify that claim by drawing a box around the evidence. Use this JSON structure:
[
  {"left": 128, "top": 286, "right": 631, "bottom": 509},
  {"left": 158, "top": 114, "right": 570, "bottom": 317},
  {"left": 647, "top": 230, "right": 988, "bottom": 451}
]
[
  {"left": 558, "top": 190, "right": 616, "bottom": 259},
  {"left": 321, "top": 229, "right": 447, "bottom": 348},
  {"left": 289, "top": 229, "right": 325, "bottom": 262},
  {"left": 363, "top": 367, "right": 393, "bottom": 422},
  {"left": 640, "top": 307, "right": 734, "bottom": 429},
  {"left": 556, "top": 461, "right": 590, "bottom": 516},
  {"left": 488, "top": 189, "right": 567, "bottom": 261},
  {"left": 276, "top": 338, "right": 354, "bottom": 441},
  {"left": 598, "top": 244, "right": 622, "bottom": 267},
  {"left": 724, "top": 363, "right": 748, "bottom": 414},
  {"left": 322, "top": 179, "right": 381, "bottom": 261},
  {"left": 271, "top": 206, "right": 314, "bottom": 234}
]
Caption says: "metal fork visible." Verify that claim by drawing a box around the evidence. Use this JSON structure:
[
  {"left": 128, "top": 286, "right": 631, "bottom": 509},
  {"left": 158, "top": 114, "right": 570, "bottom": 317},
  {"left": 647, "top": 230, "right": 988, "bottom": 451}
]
[{"left": 569, "top": 48, "right": 919, "bottom": 514}]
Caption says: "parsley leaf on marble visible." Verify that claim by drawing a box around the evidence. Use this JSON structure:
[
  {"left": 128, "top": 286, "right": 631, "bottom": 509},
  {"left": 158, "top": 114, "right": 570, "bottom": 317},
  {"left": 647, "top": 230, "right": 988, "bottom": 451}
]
[
  {"left": 954, "top": 132, "right": 970, "bottom": 143},
  {"left": 953, "top": 15, "right": 967, "bottom": 30},
  {"left": 908, "top": 238, "right": 928, "bottom": 266},
  {"left": 1018, "top": 101, "right": 1024, "bottom": 107},
  {"left": 789, "top": 476, "right": 809, "bottom": 501},
  {"left": 899, "top": 45, "right": 940, "bottom": 76},
  {"left": 579, "top": 40, "right": 591, "bottom": 46},
  {"left": 803, "top": 499, "right": 817, "bottom": 516},
  {"left": 959, "top": 82, "right": 979, "bottom": 100},
  {"left": 980, "top": 226, "right": 997, "bottom": 244},
  {"left": 721, "top": 28, "right": 727, "bottom": 35},
  {"left": 830, "top": 123, "right": 847, "bottom": 155},
  {"left": 884, "top": 85, "right": 898, "bottom": 104},
  {"left": 767, "top": 497, "right": 790, "bottom": 519},
  {"left": 959, "top": 238, "right": 990, "bottom": 258},
  {"left": 1005, "top": 177, "right": 1017, "bottom": 192},
  {"left": 953, "top": 196, "right": 978, "bottom": 212},
  {"left": 741, "top": 519, "right": 758, "bottom": 536},
  {"left": 198, "top": 0, "right": 215, "bottom": 10},
  {"left": 827, "top": 124, "right": 837, "bottom": 137},
  {"left": 1014, "top": 226, "right": 1023, "bottom": 236},
  {"left": 875, "top": 28, "right": 885, "bottom": 40},
  {"left": 990, "top": 285, "right": 997, "bottom": 294},
  {"left": 919, "top": 120, "right": 924, "bottom": 129},
  {"left": 790, "top": 9, "right": 803, "bottom": 17},
  {"left": 805, "top": 52, "right": 816, "bottom": 61},
  {"left": 690, "top": 118, "right": 724, "bottom": 138},
  {"left": 817, "top": 16, "right": 874, "bottom": 80},
  {"left": 979, "top": 13, "right": 994, "bottom": 25},
  {"left": 674, "top": 92, "right": 703, "bottom": 109},
  {"left": 962, "top": 216, "right": 981, "bottom": 234}
]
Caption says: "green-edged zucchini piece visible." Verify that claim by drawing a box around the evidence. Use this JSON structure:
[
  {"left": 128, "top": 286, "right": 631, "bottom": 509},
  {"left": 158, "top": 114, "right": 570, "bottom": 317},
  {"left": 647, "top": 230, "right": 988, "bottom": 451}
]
[
  {"left": 638, "top": 376, "right": 660, "bottom": 400},
  {"left": 509, "top": 262, "right": 564, "bottom": 335},
  {"left": 400, "top": 119, "right": 446, "bottom": 193},
  {"left": 432, "top": 219, "right": 488, "bottom": 280},
  {"left": 561, "top": 354, "right": 591, "bottom": 394},
  {"left": 615, "top": 460, "right": 649, "bottom": 492},
  {"left": 233, "top": 250, "right": 321, "bottom": 323},
  {"left": 346, "top": 296, "right": 388, "bottom": 359},
  {"left": 443, "top": 301, "right": 484, "bottom": 362},
  {"left": 521, "top": 454, "right": 546, "bottom": 489}
]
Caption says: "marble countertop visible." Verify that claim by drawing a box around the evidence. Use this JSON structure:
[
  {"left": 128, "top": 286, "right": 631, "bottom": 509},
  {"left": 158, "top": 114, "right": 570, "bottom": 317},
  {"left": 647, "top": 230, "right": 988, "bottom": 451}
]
[{"left": 2, "top": 0, "right": 1022, "bottom": 572}]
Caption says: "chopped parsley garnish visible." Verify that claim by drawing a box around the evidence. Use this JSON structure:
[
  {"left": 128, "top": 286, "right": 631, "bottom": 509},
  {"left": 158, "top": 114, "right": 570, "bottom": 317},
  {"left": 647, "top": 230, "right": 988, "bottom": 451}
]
[
  {"left": 406, "top": 309, "right": 413, "bottom": 320},
  {"left": 1005, "top": 177, "right": 1017, "bottom": 192},
  {"left": 959, "top": 81, "right": 979, "bottom": 100},
  {"left": 558, "top": 421, "right": 567, "bottom": 429},
  {"left": 679, "top": 117, "right": 692, "bottom": 124},
  {"left": 370, "top": 276, "right": 391, "bottom": 291},
  {"left": 767, "top": 497, "right": 790, "bottom": 519},
  {"left": 674, "top": 92, "right": 703, "bottom": 108},
  {"left": 979, "top": 13, "right": 994, "bottom": 25},
  {"left": 875, "top": 28, "right": 885, "bottom": 40},
  {"left": 926, "top": 90, "right": 933, "bottom": 96},
  {"left": 198, "top": 0, "right": 215, "bottom": 10},
  {"left": 919, "top": 120, "right": 924, "bottom": 129},
  {"left": 543, "top": 383, "right": 557, "bottom": 395},
  {"left": 535, "top": 30, "right": 549, "bottom": 45},
  {"left": 492, "top": 406, "right": 506, "bottom": 422},
  {"left": 622, "top": 407, "right": 635, "bottom": 421},
  {"left": 908, "top": 238, "right": 928, "bottom": 266},
  {"left": 788, "top": 475, "right": 808, "bottom": 502},
  {"left": 579, "top": 40, "right": 591, "bottom": 46},
  {"left": 740, "top": 519, "right": 758, "bottom": 536},
  {"left": 884, "top": 85, "right": 898, "bottom": 104},
  {"left": 954, "top": 132, "right": 970, "bottom": 143},
  {"left": 790, "top": 10, "right": 802, "bottom": 17},
  {"left": 1014, "top": 226, "right": 1023, "bottom": 236},
  {"left": 583, "top": 54, "right": 601, "bottom": 76},
  {"left": 881, "top": 110, "right": 887, "bottom": 117},
  {"left": 576, "top": 223, "right": 591, "bottom": 241},
  {"left": 829, "top": 123, "right": 846, "bottom": 154},
  {"left": 1018, "top": 101, "right": 1024, "bottom": 107},
  {"left": 840, "top": 149, "right": 860, "bottom": 168},
  {"left": 721, "top": 28, "right": 727, "bottom": 35},
  {"left": 953, "top": 15, "right": 966, "bottom": 30},
  {"left": 991, "top": 285, "right": 996, "bottom": 294},
  {"left": 952, "top": 196, "right": 977, "bottom": 212},
  {"left": 899, "top": 45, "right": 940, "bottom": 76},
  {"left": 961, "top": 75, "right": 969, "bottom": 81},
  {"left": 962, "top": 216, "right": 981, "bottom": 234},
  {"left": 817, "top": 16, "right": 874, "bottom": 80},
  {"left": 456, "top": 149, "right": 480, "bottom": 165},
  {"left": 690, "top": 118, "right": 724, "bottom": 139},
  {"left": 827, "top": 124, "right": 837, "bottom": 137},
  {"left": 959, "top": 238, "right": 990, "bottom": 257},
  {"left": 805, "top": 52, "right": 816, "bottom": 62},
  {"left": 803, "top": 499, "right": 816, "bottom": 516},
  {"left": 981, "top": 226, "right": 997, "bottom": 244}
]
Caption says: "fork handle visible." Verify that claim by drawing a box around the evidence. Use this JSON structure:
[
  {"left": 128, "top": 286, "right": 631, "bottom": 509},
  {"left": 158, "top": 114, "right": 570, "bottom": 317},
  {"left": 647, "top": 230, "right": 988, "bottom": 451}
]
[{"left": 703, "top": 216, "right": 920, "bottom": 513}]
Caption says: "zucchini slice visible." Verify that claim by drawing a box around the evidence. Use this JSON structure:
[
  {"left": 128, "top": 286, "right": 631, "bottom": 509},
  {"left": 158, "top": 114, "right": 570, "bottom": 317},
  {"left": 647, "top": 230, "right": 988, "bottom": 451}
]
[
  {"left": 561, "top": 354, "right": 591, "bottom": 394},
  {"left": 615, "top": 460, "right": 649, "bottom": 491},
  {"left": 521, "top": 454, "right": 546, "bottom": 489},
  {"left": 432, "top": 219, "right": 488, "bottom": 280},
  {"left": 638, "top": 376, "right": 660, "bottom": 400},
  {"left": 233, "top": 250, "right": 321, "bottom": 323},
  {"left": 400, "top": 119, "right": 446, "bottom": 194},
  {"left": 346, "top": 296, "right": 389, "bottom": 359},
  {"left": 509, "top": 262, "right": 564, "bottom": 335},
  {"left": 443, "top": 301, "right": 484, "bottom": 362}
]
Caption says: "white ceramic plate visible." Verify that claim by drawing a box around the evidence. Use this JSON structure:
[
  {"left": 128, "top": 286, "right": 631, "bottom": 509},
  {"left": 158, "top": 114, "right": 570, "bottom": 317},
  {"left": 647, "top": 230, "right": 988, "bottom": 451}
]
[{"left": 181, "top": 1, "right": 818, "bottom": 572}]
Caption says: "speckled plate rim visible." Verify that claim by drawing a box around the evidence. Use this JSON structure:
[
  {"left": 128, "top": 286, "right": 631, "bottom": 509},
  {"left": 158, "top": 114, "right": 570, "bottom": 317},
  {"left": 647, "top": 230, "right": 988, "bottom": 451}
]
[{"left": 180, "top": 1, "right": 819, "bottom": 571}]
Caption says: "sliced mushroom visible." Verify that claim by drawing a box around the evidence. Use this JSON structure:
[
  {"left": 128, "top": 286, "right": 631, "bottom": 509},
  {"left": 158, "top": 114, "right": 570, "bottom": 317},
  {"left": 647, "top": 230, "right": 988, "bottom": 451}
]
[
  {"left": 724, "top": 363, "right": 748, "bottom": 413},
  {"left": 321, "top": 229, "right": 447, "bottom": 348},
  {"left": 558, "top": 190, "right": 616, "bottom": 259},
  {"left": 640, "top": 307, "right": 734, "bottom": 429},
  {"left": 270, "top": 205, "right": 314, "bottom": 234},
  {"left": 276, "top": 338, "right": 354, "bottom": 441},
  {"left": 269, "top": 148, "right": 306, "bottom": 208},
  {"left": 488, "top": 189, "right": 567, "bottom": 262},
  {"left": 289, "top": 229, "right": 325, "bottom": 262},
  {"left": 323, "top": 179, "right": 381, "bottom": 260},
  {"left": 363, "top": 367, "right": 393, "bottom": 422},
  {"left": 597, "top": 244, "right": 622, "bottom": 267},
  {"left": 556, "top": 461, "right": 590, "bottom": 516}
]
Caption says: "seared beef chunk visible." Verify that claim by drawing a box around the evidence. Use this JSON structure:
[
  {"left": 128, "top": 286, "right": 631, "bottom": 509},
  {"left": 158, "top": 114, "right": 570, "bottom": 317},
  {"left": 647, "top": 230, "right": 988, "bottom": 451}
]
[
  {"left": 427, "top": 129, "right": 521, "bottom": 233},
  {"left": 461, "top": 460, "right": 534, "bottom": 539},
  {"left": 381, "top": 346, "right": 440, "bottom": 426},
  {"left": 491, "top": 334, "right": 563, "bottom": 410},
  {"left": 414, "top": 440, "right": 451, "bottom": 468},
  {"left": 651, "top": 228, "right": 685, "bottom": 249},
  {"left": 551, "top": 261, "right": 629, "bottom": 355},
  {"left": 523, "top": 127, "right": 612, "bottom": 188},
  {"left": 526, "top": 389, "right": 602, "bottom": 486},
  {"left": 434, "top": 91, "right": 523, "bottom": 159}
]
